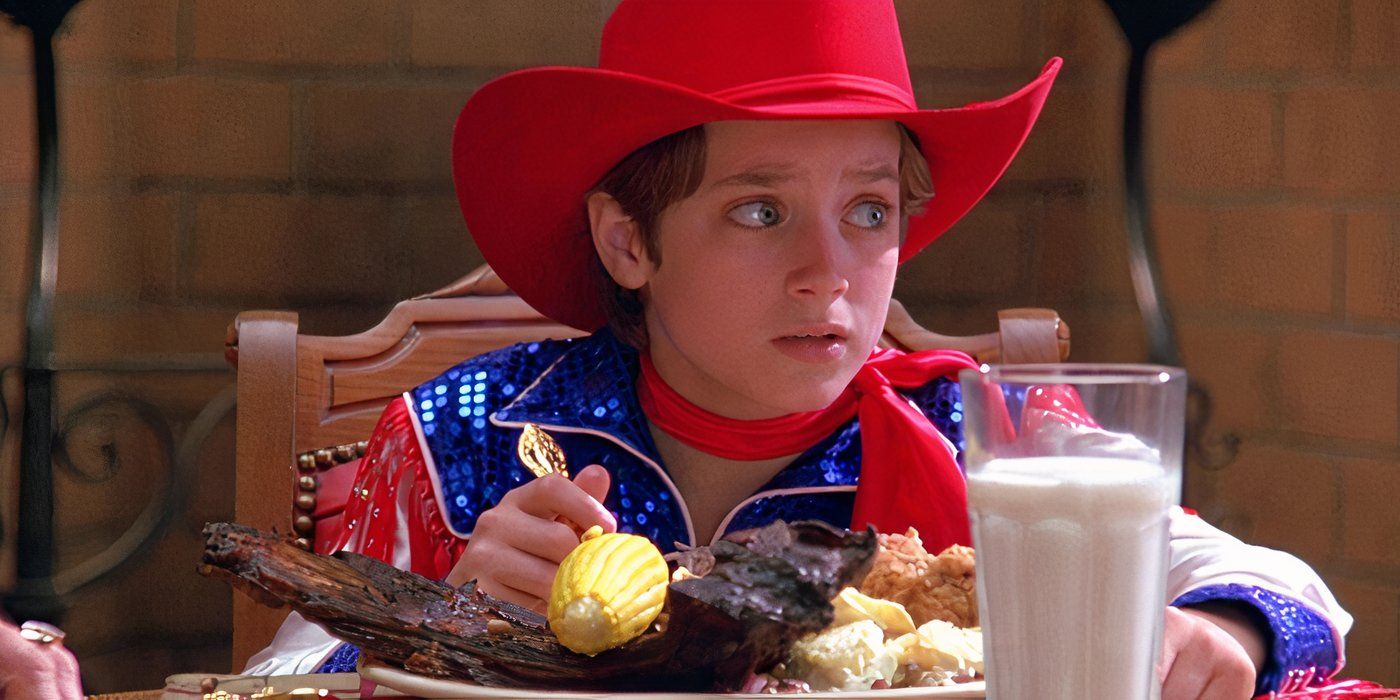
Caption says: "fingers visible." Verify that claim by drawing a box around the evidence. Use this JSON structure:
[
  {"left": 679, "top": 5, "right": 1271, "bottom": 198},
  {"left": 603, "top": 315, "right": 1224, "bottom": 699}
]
[
  {"left": 1160, "top": 606, "right": 1256, "bottom": 700},
  {"left": 497, "top": 516, "right": 581, "bottom": 567},
  {"left": 492, "top": 550, "right": 563, "bottom": 602},
  {"left": 477, "top": 578, "right": 547, "bottom": 615},
  {"left": 445, "top": 465, "right": 617, "bottom": 609},
  {"left": 511, "top": 472, "right": 616, "bottom": 533},
  {"left": 573, "top": 465, "right": 612, "bottom": 508}
]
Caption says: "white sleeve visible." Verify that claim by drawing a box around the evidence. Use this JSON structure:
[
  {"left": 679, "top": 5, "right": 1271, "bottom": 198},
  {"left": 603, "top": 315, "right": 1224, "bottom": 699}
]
[
  {"left": 1166, "top": 505, "right": 1352, "bottom": 648},
  {"left": 239, "top": 464, "right": 417, "bottom": 675}
]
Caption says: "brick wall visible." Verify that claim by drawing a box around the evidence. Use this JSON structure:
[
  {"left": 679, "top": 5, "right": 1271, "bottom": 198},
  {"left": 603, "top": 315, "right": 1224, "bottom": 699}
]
[{"left": 0, "top": 0, "right": 1395, "bottom": 691}]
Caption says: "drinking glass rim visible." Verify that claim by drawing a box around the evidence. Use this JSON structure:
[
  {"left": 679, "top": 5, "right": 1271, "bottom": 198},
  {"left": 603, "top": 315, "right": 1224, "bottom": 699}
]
[{"left": 958, "top": 363, "right": 1186, "bottom": 385}]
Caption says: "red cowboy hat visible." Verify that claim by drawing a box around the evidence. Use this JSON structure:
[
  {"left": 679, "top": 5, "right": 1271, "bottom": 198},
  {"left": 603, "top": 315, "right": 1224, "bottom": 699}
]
[{"left": 452, "top": 0, "right": 1061, "bottom": 332}]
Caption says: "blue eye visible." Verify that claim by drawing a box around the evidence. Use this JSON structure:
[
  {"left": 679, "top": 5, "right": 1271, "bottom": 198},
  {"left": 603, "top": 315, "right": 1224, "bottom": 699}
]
[
  {"left": 728, "top": 201, "right": 782, "bottom": 228},
  {"left": 845, "top": 202, "right": 889, "bottom": 228}
]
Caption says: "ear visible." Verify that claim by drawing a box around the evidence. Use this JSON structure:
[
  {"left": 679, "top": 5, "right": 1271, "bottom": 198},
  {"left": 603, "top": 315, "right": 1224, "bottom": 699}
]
[{"left": 587, "top": 191, "right": 654, "bottom": 291}]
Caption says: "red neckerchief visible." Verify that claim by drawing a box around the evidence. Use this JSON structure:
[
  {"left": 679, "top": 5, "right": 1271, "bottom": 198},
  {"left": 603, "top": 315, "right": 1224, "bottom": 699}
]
[{"left": 636, "top": 348, "right": 979, "bottom": 553}]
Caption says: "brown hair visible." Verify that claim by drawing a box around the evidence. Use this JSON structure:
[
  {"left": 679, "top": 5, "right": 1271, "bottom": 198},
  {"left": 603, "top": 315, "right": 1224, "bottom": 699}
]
[{"left": 589, "top": 123, "right": 934, "bottom": 349}]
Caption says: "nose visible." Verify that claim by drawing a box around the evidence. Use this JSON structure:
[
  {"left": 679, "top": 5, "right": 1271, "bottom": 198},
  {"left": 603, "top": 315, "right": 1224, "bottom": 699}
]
[{"left": 785, "top": 219, "right": 850, "bottom": 302}]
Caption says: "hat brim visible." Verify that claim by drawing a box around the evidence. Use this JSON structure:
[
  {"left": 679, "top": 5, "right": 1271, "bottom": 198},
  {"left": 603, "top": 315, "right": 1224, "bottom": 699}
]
[{"left": 453, "top": 58, "right": 1062, "bottom": 332}]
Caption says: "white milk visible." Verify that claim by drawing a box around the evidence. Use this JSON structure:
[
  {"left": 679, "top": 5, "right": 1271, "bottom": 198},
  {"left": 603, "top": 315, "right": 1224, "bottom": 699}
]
[{"left": 968, "top": 456, "right": 1174, "bottom": 700}]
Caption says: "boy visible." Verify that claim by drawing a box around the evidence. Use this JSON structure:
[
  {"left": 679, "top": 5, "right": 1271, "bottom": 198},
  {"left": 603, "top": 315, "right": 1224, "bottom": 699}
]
[{"left": 247, "top": 2, "right": 1351, "bottom": 697}]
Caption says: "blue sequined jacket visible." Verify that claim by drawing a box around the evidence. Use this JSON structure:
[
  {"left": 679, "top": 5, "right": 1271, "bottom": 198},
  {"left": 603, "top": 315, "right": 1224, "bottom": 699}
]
[{"left": 320, "top": 330, "right": 1348, "bottom": 693}]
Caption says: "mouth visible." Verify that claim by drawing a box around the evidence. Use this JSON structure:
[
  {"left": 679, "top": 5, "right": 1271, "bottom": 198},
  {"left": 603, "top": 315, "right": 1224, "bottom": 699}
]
[
  {"left": 774, "top": 324, "right": 849, "bottom": 343},
  {"left": 772, "top": 326, "right": 849, "bottom": 364},
  {"left": 778, "top": 332, "right": 844, "bottom": 341}
]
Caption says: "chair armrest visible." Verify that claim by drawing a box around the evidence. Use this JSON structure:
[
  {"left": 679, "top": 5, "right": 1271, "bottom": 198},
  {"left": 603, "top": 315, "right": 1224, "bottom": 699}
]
[{"left": 882, "top": 300, "right": 1070, "bottom": 364}]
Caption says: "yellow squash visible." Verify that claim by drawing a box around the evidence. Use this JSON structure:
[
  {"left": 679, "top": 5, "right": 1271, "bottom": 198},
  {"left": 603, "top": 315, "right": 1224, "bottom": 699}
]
[{"left": 547, "top": 525, "right": 669, "bottom": 655}]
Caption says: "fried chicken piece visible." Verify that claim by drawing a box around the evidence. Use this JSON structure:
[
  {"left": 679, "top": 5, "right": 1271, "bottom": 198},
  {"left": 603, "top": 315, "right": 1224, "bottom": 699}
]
[{"left": 857, "top": 529, "right": 977, "bottom": 628}]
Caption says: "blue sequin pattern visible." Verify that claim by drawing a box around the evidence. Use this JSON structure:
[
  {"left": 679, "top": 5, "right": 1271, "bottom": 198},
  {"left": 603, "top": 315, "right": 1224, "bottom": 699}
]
[
  {"left": 315, "top": 642, "right": 361, "bottom": 674},
  {"left": 1173, "top": 583, "right": 1339, "bottom": 695},
  {"left": 408, "top": 329, "right": 966, "bottom": 550}
]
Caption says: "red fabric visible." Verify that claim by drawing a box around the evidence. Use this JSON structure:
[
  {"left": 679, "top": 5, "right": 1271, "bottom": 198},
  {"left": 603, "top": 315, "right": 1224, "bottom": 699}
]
[
  {"left": 637, "top": 348, "right": 979, "bottom": 553},
  {"left": 452, "top": 0, "right": 1061, "bottom": 331},
  {"left": 330, "top": 398, "right": 466, "bottom": 580},
  {"left": 1261, "top": 677, "right": 1400, "bottom": 699},
  {"left": 311, "top": 458, "right": 358, "bottom": 554}
]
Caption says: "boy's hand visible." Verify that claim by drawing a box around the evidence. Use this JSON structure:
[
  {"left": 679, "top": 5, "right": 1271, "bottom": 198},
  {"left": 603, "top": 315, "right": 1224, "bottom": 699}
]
[
  {"left": 1159, "top": 604, "right": 1263, "bottom": 700},
  {"left": 445, "top": 465, "right": 615, "bottom": 612}
]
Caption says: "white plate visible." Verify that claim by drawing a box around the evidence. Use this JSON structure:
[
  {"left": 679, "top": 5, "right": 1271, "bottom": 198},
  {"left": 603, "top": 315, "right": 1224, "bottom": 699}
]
[{"left": 360, "top": 663, "right": 985, "bottom": 699}]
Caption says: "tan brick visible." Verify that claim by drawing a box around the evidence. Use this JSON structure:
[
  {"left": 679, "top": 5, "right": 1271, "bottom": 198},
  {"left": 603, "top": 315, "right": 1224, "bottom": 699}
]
[
  {"left": 896, "top": 1, "right": 1027, "bottom": 70},
  {"left": 1338, "top": 455, "right": 1400, "bottom": 568},
  {"left": 1285, "top": 88, "right": 1400, "bottom": 195},
  {"left": 411, "top": 0, "right": 601, "bottom": 68},
  {"left": 1047, "top": 307, "right": 1146, "bottom": 363},
  {"left": 1152, "top": 84, "right": 1276, "bottom": 191},
  {"left": 1036, "top": 195, "right": 1136, "bottom": 302},
  {"left": 1150, "top": 5, "right": 1217, "bottom": 71},
  {"left": 129, "top": 76, "right": 291, "bottom": 180},
  {"left": 191, "top": 0, "right": 396, "bottom": 66},
  {"left": 54, "top": 0, "right": 178, "bottom": 64},
  {"left": 0, "top": 17, "right": 29, "bottom": 66},
  {"left": 1178, "top": 320, "right": 1279, "bottom": 432},
  {"left": 0, "top": 200, "right": 31, "bottom": 302},
  {"left": 50, "top": 304, "right": 236, "bottom": 362},
  {"left": 0, "top": 73, "right": 35, "bottom": 186},
  {"left": 897, "top": 201, "right": 1028, "bottom": 300},
  {"left": 1004, "top": 84, "right": 1117, "bottom": 184},
  {"left": 404, "top": 195, "right": 485, "bottom": 297},
  {"left": 1212, "top": 205, "right": 1333, "bottom": 314},
  {"left": 1276, "top": 330, "right": 1399, "bottom": 445},
  {"left": 911, "top": 77, "right": 1034, "bottom": 127},
  {"left": 1214, "top": 444, "right": 1337, "bottom": 564},
  {"left": 63, "top": 529, "right": 234, "bottom": 690},
  {"left": 1328, "top": 578, "right": 1400, "bottom": 686},
  {"left": 896, "top": 299, "right": 1008, "bottom": 340},
  {"left": 187, "top": 194, "right": 398, "bottom": 305},
  {"left": 1154, "top": 203, "right": 1217, "bottom": 309},
  {"left": 1346, "top": 210, "right": 1400, "bottom": 322},
  {"left": 0, "top": 308, "right": 21, "bottom": 367},
  {"left": 305, "top": 84, "right": 463, "bottom": 183},
  {"left": 1216, "top": 0, "right": 1342, "bottom": 72},
  {"left": 60, "top": 75, "right": 130, "bottom": 182},
  {"left": 1037, "top": 0, "right": 1127, "bottom": 71},
  {"left": 55, "top": 193, "right": 178, "bottom": 300},
  {"left": 1351, "top": 0, "right": 1400, "bottom": 70}
]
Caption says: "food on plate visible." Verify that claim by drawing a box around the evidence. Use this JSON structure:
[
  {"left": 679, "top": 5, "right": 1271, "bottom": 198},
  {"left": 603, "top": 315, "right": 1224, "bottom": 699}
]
[
  {"left": 858, "top": 528, "right": 978, "bottom": 628},
  {"left": 547, "top": 525, "right": 669, "bottom": 655},
  {"left": 783, "top": 619, "right": 900, "bottom": 692},
  {"left": 201, "top": 520, "right": 984, "bottom": 693},
  {"left": 776, "top": 585, "right": 982, "bottom": 691},
  {"left": 888, "top": 619, "right": 983, "bottom": 687},
  {"left": 831, "top": 587, "right": 917, "bottom": 635},
  {"left": 200, "top": 520, "right": 876, "bottom": 692}
]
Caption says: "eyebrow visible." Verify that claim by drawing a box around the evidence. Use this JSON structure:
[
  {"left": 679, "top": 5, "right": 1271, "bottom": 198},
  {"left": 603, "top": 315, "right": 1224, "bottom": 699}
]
[
  {"left": 707, "top": 161, "right": 900, "bottom": 191},
  {"left": 847, "top": 164, "right": 900, "bottom": 185},
  {"left": 707, "top": 164, "right": 801, "bottom": 191}
]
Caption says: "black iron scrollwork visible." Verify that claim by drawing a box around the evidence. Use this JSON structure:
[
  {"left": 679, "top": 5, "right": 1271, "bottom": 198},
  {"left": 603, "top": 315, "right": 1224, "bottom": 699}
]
[
  {"left": 1101, "top": 0, "right": 1240, "bottom": 490},
  {"left": 1, "top": 0, "right": 84, "bottom": 626}
]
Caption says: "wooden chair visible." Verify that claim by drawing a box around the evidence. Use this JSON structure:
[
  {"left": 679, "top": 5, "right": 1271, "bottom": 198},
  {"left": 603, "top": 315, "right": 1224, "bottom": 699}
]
[{"left": 223, "top": 263, "right": 1070, "bottom": 669}]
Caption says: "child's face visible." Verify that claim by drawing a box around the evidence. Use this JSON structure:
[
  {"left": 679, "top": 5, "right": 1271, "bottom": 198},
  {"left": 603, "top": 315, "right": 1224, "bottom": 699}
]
[{"left": 642, "top": 120, "right": 904, "bottom": 419}]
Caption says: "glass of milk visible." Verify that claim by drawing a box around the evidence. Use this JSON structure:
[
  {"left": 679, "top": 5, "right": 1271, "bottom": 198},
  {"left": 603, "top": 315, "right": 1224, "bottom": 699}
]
[{"left": 958, "top": 364, "right": 1187, "bottom": 700}]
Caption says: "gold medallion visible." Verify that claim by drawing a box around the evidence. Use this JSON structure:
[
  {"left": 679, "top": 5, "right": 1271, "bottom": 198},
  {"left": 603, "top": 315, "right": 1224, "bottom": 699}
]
[{"left": 517, "top": 423, "right": 569, "bottom": 479}]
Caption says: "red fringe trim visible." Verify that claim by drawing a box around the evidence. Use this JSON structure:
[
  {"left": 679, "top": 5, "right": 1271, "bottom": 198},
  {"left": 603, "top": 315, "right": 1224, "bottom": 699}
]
[{"left": 330, "top": 398, "right": 466, "bottom": 580}]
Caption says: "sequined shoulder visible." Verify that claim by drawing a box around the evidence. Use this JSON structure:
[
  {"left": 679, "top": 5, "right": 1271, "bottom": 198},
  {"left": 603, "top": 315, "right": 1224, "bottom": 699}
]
[
  {"left": 410, "top": 336, "right": 578, "bottom": 414},
  {"left": 904, "top": 376, "right": 965, "bottom": 455}
]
